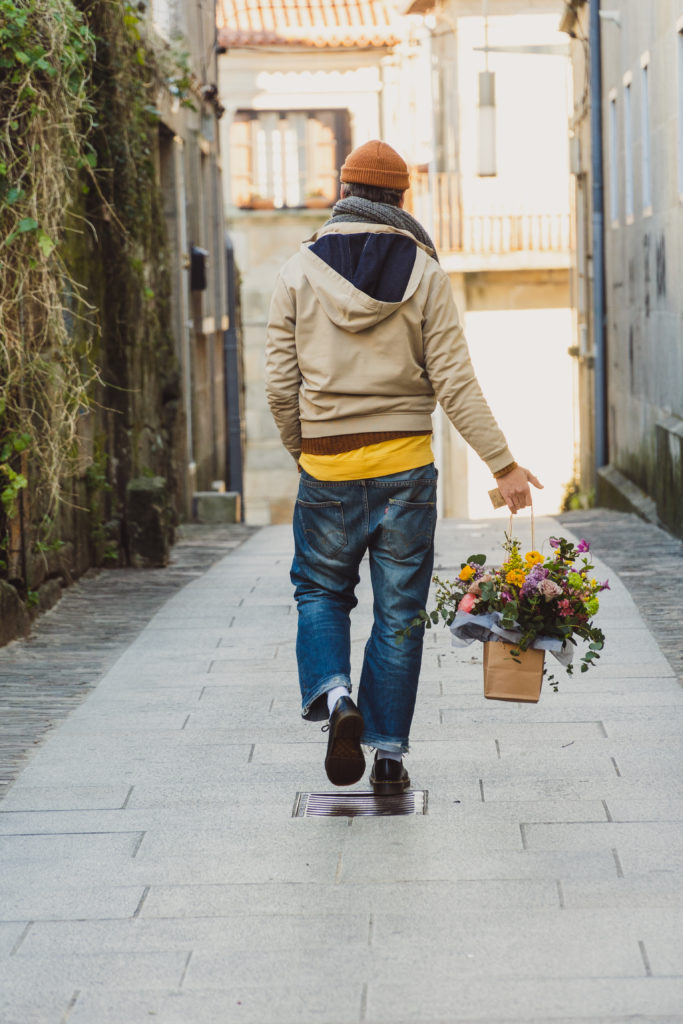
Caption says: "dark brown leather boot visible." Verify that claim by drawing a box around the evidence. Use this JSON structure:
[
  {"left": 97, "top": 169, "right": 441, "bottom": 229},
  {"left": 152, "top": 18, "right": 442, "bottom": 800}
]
[
  {"left": 323, "top": 696, "right": 365, "bottom": 786},
  {"left": 369, "top": 755, "right": 410, "bottom": 795}
]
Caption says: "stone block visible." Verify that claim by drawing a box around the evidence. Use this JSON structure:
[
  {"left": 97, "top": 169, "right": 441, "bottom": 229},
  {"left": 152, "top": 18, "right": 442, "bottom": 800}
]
[
  {"left": 0, "top": 884, "right": 145, "bottom": 921},
  {"left": 0, "top": 784, "right": 132, "bottom": 812},
  {"left": 370, "top": 911, "right": 643, "bottom": 978},
  {"left": 366, "top": 976, "right": 683, "bottom": 1021},
  {"left": 0, "top": 951, "right": 188, "bottom": 990},
  {"left": 192, "top": 491, "right": 240, "bottom": 524},
  {"left": 0, "top": 579, "right": 29, "bottom": 646},
  {"left": 36, "top": 577, "right": 63, "bottom": 613},
  {"left": 125, "top": 476, "right": 172, "bottom": 568},
  {"left": 69, "top": 984, "right": 364, "bottom": 1024}
]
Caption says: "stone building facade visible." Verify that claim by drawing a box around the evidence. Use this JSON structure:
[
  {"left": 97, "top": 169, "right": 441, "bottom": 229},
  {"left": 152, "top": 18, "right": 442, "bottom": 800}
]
[
  {"left": 562, "top": 0, "right": 682, "bottom": 537},
  {"left": 0, "top": 0, "right": 239, "bottom": 645}
]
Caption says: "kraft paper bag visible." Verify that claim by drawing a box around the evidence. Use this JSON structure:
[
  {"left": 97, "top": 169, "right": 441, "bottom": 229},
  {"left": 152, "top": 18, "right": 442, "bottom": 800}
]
[{"left": 483, "top": 641, "right": 545, "bottom": 703}]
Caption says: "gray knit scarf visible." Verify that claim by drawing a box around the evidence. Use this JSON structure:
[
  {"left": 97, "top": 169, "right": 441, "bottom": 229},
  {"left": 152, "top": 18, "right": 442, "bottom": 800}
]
[{"left": 324, "top": 196, "right": 439, "bottom": 262}]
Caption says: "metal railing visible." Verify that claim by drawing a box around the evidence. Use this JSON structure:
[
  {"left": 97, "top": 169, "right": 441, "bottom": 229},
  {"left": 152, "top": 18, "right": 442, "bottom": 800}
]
[{"left": 408, "top": 172, "right": 570, "bottom": 258}]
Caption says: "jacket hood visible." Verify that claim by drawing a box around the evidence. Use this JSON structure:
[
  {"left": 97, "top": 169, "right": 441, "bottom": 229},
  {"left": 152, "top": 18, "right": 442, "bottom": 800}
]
[{"left": 299, "top": 223, "right": 429, "bottom": 334}]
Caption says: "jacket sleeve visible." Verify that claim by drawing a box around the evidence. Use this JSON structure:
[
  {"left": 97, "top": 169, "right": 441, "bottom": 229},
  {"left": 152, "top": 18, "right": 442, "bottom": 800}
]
[
  {"left": 265, "top": 274, "right": 302, "bottom": 461},
  {"left": 422, "top": 271, "right": 514, "bottom": 475}
]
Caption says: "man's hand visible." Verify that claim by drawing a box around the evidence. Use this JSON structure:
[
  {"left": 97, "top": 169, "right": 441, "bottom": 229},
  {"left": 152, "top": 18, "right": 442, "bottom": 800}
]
[{"left": 496, "top": 466, "right": 543, "bottom": 514}]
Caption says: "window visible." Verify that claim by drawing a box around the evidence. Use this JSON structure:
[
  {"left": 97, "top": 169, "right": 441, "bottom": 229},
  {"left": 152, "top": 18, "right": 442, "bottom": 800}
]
[
  {"left": 623, "top": 74, "right": 634, "bottom": 221},
  {"left": 609, "top": 91, "right": 619, "bottom": 223},
  {"left": 229, "top": 110, "right": 351, "bottom": 209},
  {"left": 641, "top": 55, "right": 652, "bottom": 212}
]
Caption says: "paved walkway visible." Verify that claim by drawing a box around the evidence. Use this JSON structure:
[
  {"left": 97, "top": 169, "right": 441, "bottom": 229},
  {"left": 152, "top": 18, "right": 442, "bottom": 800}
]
[{"left": 1, "top": 514, "right": 682, "bottom": 1023}]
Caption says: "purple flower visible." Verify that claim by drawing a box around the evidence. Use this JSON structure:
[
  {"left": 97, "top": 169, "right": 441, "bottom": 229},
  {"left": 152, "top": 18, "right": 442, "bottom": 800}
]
[
  {"left": 600, "top": 579, "right": 610, "bottom": 590},
  {"left": 549, "top": 537, "right": 560, "bottom": 548},
  {"left": 520, "top": 564, "right": 549, "bottom": 597},
  {"left": 577, "top": 539, "right": 590, "bottom": 553}
]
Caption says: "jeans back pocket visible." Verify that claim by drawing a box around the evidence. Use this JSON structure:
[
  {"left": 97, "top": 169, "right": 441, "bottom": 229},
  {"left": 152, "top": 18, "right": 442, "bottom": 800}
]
[
  {"left": 296, "top": 499, "right": 347, "bottom": 558},
  {"left": 384, "top": 498, "right": 436, "bottom": 560}
]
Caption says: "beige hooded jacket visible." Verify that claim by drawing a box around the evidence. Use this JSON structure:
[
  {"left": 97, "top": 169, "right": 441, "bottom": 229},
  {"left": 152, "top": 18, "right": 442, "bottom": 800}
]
[{"left": 265, "top": 220, "right": 514, "bottom": 474}]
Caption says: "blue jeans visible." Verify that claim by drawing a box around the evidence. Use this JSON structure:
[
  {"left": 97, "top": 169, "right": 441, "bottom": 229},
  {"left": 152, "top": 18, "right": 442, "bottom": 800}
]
[{"left": 290, "top": 464, "right": 437, "bottom": 753}]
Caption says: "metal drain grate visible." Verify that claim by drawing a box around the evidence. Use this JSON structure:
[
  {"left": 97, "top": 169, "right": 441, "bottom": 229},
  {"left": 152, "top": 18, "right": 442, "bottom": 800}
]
[{"left": 292, "top": 790, "right": 428, "bottom": 817}]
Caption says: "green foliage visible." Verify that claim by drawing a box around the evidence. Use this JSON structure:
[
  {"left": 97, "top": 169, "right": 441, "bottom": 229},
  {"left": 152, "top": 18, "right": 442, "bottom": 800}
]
[
  {"left": 0, "top": 0, "right": 97, "bottom": 521},
  {"left": 561, "top": 478, "right": 595, "bottom": 512},
  {"left": 1, "top": 0, "right": 185, "bottom": 595}
]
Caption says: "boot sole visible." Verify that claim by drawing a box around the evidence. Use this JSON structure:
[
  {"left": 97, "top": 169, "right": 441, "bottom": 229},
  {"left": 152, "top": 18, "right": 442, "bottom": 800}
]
[{"left": 325, "top": 710, "right": 365, "bottom": 786}]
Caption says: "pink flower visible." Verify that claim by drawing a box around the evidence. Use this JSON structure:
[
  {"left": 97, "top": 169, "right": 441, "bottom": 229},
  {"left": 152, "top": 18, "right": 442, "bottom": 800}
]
[
  {"left": 458, "top": 592, "right": 478, "bottom": 613},
  {"left": 558, "top": 599, "right": 572, "bottom": 618},
  {"left": 577, "top": 539, "right": 590, "bottom": 553},
  {"left": 549, "top": 537, "right": 560, "bottom": 548},
  {"left": 537, "top": 579, "right": 562, "bottom": 601},
  {"left": 600, "top": 579, "right": 610, "bottom": 590}
]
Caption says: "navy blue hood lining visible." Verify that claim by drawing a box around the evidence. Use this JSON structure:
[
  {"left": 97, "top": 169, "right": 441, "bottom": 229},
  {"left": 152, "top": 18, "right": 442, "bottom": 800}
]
[{"left": 310, "top": 232, "right": 417, "bottom": 303}]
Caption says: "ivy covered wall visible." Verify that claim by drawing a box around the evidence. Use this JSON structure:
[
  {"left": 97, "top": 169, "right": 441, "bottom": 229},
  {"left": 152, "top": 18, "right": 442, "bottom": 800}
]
[{"left": 0, "top": 0, "right": 227, "bottom": 643}]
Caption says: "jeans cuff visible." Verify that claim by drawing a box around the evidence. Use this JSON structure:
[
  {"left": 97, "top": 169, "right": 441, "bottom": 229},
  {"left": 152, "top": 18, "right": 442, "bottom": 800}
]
[
  {"left": 301, "top": 674, "right": 351, "bottom": 722},
  {"left": 362, "top": 730, "right": 410, "bottom": 755}
]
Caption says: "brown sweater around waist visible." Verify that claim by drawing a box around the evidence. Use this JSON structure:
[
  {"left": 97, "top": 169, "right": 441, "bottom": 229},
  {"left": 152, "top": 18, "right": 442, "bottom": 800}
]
[{"left": 300, "top": 430, "right": 432, "bottom": 456}]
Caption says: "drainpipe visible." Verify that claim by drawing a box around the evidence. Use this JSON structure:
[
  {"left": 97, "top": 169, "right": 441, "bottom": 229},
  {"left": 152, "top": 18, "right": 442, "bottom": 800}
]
[
  {"left": 589, "top": 0, "right": 608, "bottom": 471},
  {"left": 223, "top": 234, "right": 244, "bottom": 511}
]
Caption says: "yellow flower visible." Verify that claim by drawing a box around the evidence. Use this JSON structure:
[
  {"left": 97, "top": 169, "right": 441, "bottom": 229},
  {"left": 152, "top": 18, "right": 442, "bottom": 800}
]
[
  {"left": 524, "top": 551, "right": 543, "bottom": 566},
  {"left": 505, "top": 569, "right": 526, "bottom": 588},
  {"left": 459, "top": 564, "right": 475, "bottom": 581}
]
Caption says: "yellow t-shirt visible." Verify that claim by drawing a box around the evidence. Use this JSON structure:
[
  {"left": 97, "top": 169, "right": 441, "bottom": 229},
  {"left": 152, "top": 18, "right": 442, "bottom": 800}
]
[{"left": 299, "top": 435, "right": 434, "bottom": 482}]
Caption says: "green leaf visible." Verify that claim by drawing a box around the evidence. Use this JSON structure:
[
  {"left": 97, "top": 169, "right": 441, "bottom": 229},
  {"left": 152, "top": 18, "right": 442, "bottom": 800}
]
[
  {"left": 12, "top": 433, "right": 31, "bottom": 453},
  {"left": 37, "top": 230, "right": 54, "bottom": 257},
  {"left": 18, "top": 217, "right": 38, "bottom": 233},
  {"left": 468, "top": 553, "right": 487, "bottom": 565}
]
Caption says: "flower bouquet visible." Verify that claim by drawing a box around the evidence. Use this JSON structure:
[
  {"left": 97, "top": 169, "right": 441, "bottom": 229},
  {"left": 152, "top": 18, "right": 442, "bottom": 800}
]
[{"left": 400, "top": 533, "right": 608, "bottom": 701}]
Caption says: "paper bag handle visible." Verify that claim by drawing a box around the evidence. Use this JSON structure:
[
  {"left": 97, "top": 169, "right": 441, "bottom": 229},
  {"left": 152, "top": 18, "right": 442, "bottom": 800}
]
[{"left": 508, "top": 500, "right": 535, "bottom": 552}]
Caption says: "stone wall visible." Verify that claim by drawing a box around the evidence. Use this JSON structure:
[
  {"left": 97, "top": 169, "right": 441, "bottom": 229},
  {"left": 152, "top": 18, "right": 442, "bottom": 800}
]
[
  {"left": 0, "top": 2, "right": 231, "bottom": 645},
  {"left": 567, "top": 0, "right": 683, "bottom": 537}
]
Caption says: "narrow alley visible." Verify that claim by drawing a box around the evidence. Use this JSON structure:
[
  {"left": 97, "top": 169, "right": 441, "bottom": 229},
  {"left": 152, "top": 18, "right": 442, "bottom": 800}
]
[{"left": 0, "top": 509, "right": 681, "bottom": 1024}]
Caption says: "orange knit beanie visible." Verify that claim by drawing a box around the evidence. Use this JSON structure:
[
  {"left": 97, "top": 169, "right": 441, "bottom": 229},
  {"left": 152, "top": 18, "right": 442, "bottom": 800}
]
[{"left": 340, "top": 139, "right": 410, "bottom": 191}]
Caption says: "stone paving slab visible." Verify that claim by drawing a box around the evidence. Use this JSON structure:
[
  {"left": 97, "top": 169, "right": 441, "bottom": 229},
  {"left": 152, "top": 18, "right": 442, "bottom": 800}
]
[
  {"left": 365, "top": 978, "right": 683, "bottom": 1022},
  {"left": 0, "top": 884, "right": 146, "bottom": 921},
  {"left": 137, "top": 878, "right": 560, "bottom": 919},
  {"left": 0, "top": 984, "right": 74, "bottom": 1024}
]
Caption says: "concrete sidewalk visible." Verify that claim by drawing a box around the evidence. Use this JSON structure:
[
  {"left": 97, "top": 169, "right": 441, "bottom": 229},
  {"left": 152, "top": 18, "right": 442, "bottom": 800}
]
[{"left": 1, "top": 516, "right": 682, "bottom": 1024}]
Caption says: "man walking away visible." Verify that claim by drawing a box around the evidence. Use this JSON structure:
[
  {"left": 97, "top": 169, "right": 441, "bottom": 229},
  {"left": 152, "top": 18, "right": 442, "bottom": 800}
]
[{"left": 266, "top": 140, "right": 541, "bottom": 793}]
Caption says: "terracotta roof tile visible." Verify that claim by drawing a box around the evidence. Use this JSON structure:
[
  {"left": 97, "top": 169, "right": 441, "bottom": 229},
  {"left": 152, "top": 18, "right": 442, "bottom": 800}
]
[{"left": 217, "top": 0, "right": 404, "bottom": 49}]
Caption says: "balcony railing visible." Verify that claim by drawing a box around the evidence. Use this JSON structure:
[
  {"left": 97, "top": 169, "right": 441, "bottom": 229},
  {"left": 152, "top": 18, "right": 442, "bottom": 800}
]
[{"left": 408, "top": 172, "right": 570, "bottom": 260}]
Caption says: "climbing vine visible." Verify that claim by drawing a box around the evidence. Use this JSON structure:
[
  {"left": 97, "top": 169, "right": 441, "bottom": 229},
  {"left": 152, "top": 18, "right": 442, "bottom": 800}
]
[
  {"left": 0, "top": 0, "right": 194, "bottom": 584},
  {"left": 0, "top": 0, "right": 98, "bottom": 525}
]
